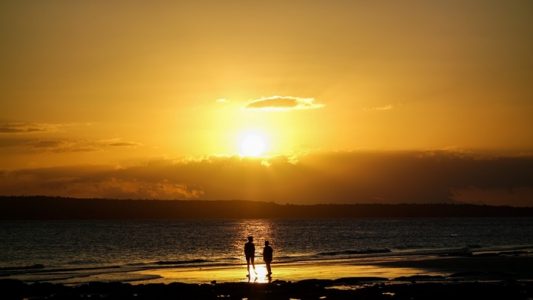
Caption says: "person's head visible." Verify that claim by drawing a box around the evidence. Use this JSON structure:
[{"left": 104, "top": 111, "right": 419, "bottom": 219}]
[
  {"left": 265, "top": 241, "right": 269, "bottom": 246},
  {"left": 247, "top": 236, "right": 253, "bottom": 242}
]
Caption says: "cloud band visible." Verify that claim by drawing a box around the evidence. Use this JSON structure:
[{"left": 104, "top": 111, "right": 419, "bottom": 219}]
[{"left": 245, "top": 96, "right": 324, "bottom": 111}]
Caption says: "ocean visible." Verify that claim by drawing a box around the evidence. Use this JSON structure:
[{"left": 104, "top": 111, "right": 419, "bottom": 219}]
[{"left": 2, "top": 218, "right": 533, "bottom": 283}]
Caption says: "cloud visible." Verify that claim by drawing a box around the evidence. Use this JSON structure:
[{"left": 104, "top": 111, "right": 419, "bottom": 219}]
[
  {"left": 99, "top": 139, "right": 142, "bottom": 148},
  {"left": 452, "top": 187, "right": 533, "bottom": 207},
  {"left": 0, "top": 121, "right": 138, "bottom": 152},
  {"left": 32, "top": 140, "right": 93, "bottom": 152},
  {"left": 0, "top": 122, "right": 60, "bottom": 133},
  {"left": 245, "top": 96, "right": 324, "bottom": 111},
  {"left": 364, "top": 104, "right": 393, "bottom": 111},
  {"left": 0, "top": 166, "right": 203, "bottom": 199},
  {"left": 107, "top": 142, "right": 141, "bottom": 147},
  {"left": 0, "top": 137, "right": 140, "bottom": 152},
  {"left": 0, "top": 138, "right": 28, "bottom": 148},
  {"left": 1, "top": 151, "right": 532, "bottom": 206}
]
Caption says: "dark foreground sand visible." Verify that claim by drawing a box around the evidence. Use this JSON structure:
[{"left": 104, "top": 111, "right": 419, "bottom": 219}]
[
  {"left": 3, "top": 254, "right": 533, "bottom": 299},
  {"left": 2, "top": 278, "right": 533, "bottom": 300}
]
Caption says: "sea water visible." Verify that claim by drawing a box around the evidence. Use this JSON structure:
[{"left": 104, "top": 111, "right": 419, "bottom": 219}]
[{"left": 2, "top": 218, "right": 533, "bottom": 272}]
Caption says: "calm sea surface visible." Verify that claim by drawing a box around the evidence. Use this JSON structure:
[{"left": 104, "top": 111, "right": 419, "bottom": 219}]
[{"left": 2, "top": 218, "right": 533, "bottom": 270}]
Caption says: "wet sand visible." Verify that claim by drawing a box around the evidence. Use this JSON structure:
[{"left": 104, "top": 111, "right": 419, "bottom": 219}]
[
  {"left": 134, "top": 258, "right": 436, "bottom": 284},
  {"left": 375, "top": 255, "right": 533, "bottom": 280},
  {"left": 3, "top": 253, "right": 533, "bottom": 299},
  {"left": 4, "top": 252, "right": 533, "bottom": 285},
  {"left": 132, "top": 251, "right": 533, "bottom": 284}
]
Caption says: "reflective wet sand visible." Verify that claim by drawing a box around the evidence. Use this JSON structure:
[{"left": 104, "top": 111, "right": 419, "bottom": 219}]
[{"left": 134, "top": 259, "right": 434, "bottom": 284}]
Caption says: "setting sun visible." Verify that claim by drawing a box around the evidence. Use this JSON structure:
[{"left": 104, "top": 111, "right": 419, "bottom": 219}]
[{"left": 239, "top": 132, "right": 268, "bottom": 157}]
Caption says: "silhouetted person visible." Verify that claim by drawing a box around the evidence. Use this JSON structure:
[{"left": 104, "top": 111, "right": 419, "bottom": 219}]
[
  {"left": 244, "top": 236, "right": 256, "bottom": 276},
  {"left": 263, "top": 240, "right": 273, "bottom": 276}
]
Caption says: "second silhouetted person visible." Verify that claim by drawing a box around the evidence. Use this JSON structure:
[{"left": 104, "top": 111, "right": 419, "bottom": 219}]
[{"left": 263, "top": 240, "right": 273, "bottom": 276}]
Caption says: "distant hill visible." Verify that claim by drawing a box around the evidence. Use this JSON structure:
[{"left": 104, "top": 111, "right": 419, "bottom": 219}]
[{"left": 0, "top": 196, "right": 532, "bottom": 220}]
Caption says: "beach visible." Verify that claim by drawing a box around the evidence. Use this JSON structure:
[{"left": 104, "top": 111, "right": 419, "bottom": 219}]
[
  {"left": 3, "top": 249, "right": 533, "bottom": 299},
  {"left": 4, "top": 245, "right": 533, "bottom": 284}
]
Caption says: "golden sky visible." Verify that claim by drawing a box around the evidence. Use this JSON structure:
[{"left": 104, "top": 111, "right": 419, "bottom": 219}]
[{"left": 1, "top": 1, "right": 532, "bottom": 204}]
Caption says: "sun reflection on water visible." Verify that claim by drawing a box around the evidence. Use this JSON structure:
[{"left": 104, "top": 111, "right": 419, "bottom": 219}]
[
  {"left": 131, "top": 220, "right": 447, "bottom": 285},
  {"left": 232, "top": 219, "right": 275, "bottom": 283},
  {"left": 232, "top": 219, "right": 275, "bottom": 260}
]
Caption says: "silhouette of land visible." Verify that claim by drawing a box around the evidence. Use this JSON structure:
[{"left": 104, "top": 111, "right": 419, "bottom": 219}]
[{"left": 1, "top": 196, "right": 532, "bottom": 220}]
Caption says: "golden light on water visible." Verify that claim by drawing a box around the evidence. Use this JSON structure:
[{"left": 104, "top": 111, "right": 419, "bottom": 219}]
[
  {"left": 129, "top": 219, "right": 442, "bottom": 284},
  {"left": 233, "top": 219, "right": 274, "bottom": 283}
]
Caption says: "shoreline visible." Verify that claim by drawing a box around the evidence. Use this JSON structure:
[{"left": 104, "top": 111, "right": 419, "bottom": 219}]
[
  {"left": 3, "top": 253, "right": 533, "bottom": 299},
  {"left": 3, "top": 246, "right": 533, "bottom": 285}
]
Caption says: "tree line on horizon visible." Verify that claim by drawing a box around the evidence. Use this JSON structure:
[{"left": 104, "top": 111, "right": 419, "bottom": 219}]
[{"left": 1, "top": 196, "right": 532, "bottom": 220}]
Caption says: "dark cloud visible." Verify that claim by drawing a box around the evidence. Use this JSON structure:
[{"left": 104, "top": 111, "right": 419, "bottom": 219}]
[
  {"left": 0, "top": 122, "right": 58, "bottom": 133},
  {"left": 1, "top": 151, "right": 532, "bottom": 206},
  {"left": 0, "top": 138, "right": 28, "bottom": 148},
  {"left": 0, "top": 137, "right": 140, "bottom": 152},
  {"left": 452, "top": 187, "right": 533, "bottom": 207},
  {"left": 0, "top": 166, "right": 202, "bottom": 199},
  {"left": 245, "top": 96, "right": 324, "bottom": 111},
  {"left": 107, "top": 141, "right": 141, "bottom": 147}
]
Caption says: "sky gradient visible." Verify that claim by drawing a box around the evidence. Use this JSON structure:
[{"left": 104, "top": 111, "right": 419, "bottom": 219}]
[{"left": 1, "top": 1, "right": 532, "bottom": 205}]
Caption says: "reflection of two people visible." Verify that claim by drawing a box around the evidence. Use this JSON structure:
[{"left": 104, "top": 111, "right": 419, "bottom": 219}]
[{"left": 244, "top": 236, "right": 273, "bottom": 279}]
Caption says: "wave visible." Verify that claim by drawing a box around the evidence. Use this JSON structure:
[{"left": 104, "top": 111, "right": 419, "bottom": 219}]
[
  {"left": 317, "top": 248, "right": 392, "bottom": 256},
  {"left": 0, "top": 264, "right": 45, "bottom": 271},
  {"left": 155, "top": 259, "right": 211, "bottom": 265},
  {"left": 224, "top": 257, "right": 240, "bottom": 261},
  {"left": 67, "top": 260, "right": 99, "bottom": 265}
]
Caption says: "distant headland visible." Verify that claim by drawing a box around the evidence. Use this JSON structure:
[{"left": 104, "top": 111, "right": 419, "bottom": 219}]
[{"left": 1, "top": 196, "right": 532, "bottom": 220}]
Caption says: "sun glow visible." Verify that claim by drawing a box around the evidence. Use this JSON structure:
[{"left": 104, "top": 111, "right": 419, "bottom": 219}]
[{"left": 239, "top": 132, "right": 268, "bottom": 157}]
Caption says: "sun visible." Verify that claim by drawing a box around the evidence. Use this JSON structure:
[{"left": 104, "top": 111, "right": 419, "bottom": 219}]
[{"left": 239, "top": 132, "right": 267, "bottom": 157}]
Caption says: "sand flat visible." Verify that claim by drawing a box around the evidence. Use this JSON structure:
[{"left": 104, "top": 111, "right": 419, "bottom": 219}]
[{"left": 133, "top": 259, "right": 437, "bottom": 284}]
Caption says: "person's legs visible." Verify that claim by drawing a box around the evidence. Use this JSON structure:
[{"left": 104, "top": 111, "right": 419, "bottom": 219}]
[
  {"left": 251, "top": 256, "right": 256, "bottom": 273},
  {"left": 266, "top": 261, "right": 272, "bottom": 275},
  {"left": 246, "top": 257, "right": 251, "bottom": 275}
]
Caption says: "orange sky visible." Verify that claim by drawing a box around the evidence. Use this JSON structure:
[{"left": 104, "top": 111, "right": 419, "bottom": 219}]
[{"left": 1, "top": 1, "right": 532, "bottom": 204}]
